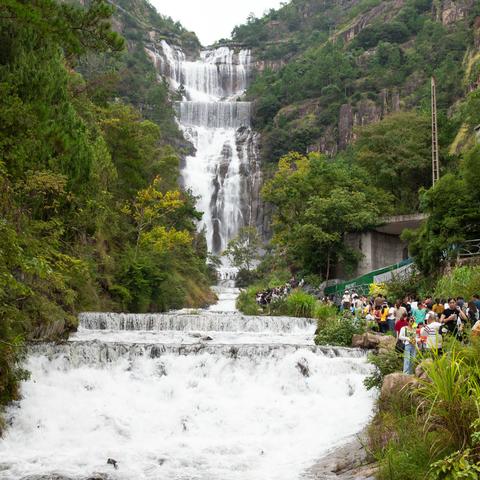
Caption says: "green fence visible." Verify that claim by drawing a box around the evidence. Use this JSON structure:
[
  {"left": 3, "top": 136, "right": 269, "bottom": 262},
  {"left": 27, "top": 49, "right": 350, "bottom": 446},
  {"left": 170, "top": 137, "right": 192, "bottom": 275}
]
[{"left": 324, "top": 258, "right": 414, "bottom": 297}]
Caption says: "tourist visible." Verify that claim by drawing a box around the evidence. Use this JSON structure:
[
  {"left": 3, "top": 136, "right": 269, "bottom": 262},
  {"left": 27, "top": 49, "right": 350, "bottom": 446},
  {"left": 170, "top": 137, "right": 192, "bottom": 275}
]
[
  {"left": 399, "top": 317, "right": 417, "bottom": 374},
  {"left": 472, "top": 294, "right": 480, "bottom": 311},
  {"left": 421, "top": 313, "right": 443, "bottom": 355},
  {"left": 341, "top": 290, "right": 351, "bottom": 311},
  {"left": 387, "top": 302, "right": 396, "bottom": 332},
  {"left": 394, "top": 300, "right": 407, "bottom": 323},
  {"left": 394, "top": 312, "right": 409, "bottom": 338},
  {"left": 377, "top": 301, "right": 389, "bottom": 333},
  {"left": 412, "top": 302, "right": 427, "bottom": 325},
  {"left": 432, "top": 298, "right": 445, "bottom": 316},
  {"left": 374, "top": 293, "right": 384, "bottom": 309},
  {"left": 440, "top": 298, "right": 468, "bottom": 338},
  {"left": 466, "top": 301, "right": 479, "bottom": 326},
  {"left": 373, "top": 305, "right": 382, "bottom": 331}
]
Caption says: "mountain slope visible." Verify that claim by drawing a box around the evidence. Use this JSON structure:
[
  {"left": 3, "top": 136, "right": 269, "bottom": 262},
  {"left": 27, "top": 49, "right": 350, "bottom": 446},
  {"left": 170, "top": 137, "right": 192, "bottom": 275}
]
[{"left": 234, "top": 0, "right": 480, "bottom": 162}]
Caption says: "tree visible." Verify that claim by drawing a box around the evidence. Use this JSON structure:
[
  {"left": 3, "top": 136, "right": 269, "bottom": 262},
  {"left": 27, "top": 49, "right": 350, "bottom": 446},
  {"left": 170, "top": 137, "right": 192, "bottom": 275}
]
[
  {"left": 223, "top": 226, "right": 262, "bottom": 272},
  {"left": 404, "top": 145, "right": 480, "bottom": 275},
  {"left": 353, "top": 112, "right": 432, "bottom": 213},
  {"left": 262, "top": 152, "right": 392, "bottom": 279}
]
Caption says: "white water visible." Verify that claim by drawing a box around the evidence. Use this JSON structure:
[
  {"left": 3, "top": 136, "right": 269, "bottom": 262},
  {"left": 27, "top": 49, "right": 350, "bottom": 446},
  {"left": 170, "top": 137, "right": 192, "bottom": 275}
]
[
  {"left": 0, "top": 311, "right": 374, "bottom": 480},
  {"left": 0, "top": 40, "right": 374, "bottom": 480},
  {"left": 151, "top": 41, "right": 258, "bottom": 254}
]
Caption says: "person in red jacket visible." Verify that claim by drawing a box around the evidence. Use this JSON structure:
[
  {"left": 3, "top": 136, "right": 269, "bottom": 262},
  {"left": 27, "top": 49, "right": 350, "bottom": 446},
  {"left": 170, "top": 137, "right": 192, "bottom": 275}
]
[{"left": 395, "top": 312, "right": 409, "bottom": 338}]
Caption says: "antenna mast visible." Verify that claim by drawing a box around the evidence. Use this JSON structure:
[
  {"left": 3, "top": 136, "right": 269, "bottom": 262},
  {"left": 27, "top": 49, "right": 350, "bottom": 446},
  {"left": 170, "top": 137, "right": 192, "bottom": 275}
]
[{"left": 431, "top": 77, "right": 440, "bottom": 185}]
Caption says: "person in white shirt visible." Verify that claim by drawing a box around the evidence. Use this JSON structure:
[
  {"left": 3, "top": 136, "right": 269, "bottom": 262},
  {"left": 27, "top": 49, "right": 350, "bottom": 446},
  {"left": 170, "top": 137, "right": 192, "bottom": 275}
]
[
  {"left": 387, "top": 304, "right": 395, "bottom": 332},
  {"left": 421, "top": 313, "right": 442, "bottom": 354},
  {"left": 399, "top": 317, "right": 417, "bottom": 374}
]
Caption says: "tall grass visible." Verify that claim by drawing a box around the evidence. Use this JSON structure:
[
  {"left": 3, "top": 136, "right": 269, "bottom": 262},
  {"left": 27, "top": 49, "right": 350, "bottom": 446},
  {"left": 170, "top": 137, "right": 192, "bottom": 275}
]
[
  {"left": 417, "top": 344, "right": 480, "bottom": 448},
  {"left": 434, "top": 265, "right": 480, "bottom": 301},
  {"left": 284, "top": 290, "right": 316, "bottom": 317}
]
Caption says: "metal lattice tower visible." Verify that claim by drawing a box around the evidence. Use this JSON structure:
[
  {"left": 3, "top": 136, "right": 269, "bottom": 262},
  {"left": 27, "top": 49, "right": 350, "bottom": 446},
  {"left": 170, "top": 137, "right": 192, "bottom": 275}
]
[{"left": 431, "top": 77, "right": 440, "bottom": 185}]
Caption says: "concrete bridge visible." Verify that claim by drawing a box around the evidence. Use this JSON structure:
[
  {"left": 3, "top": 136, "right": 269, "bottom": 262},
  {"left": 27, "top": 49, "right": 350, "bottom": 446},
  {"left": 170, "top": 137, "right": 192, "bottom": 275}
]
[{"left": 337, "top": 214, "right": 427, "bottom": 280}]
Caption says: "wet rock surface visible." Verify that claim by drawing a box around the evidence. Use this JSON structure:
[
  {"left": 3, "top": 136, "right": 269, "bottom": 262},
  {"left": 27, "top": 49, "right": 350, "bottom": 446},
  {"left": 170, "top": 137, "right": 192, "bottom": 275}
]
[{"left": 304, "top": 432, "right": 377, "bottom": 480}]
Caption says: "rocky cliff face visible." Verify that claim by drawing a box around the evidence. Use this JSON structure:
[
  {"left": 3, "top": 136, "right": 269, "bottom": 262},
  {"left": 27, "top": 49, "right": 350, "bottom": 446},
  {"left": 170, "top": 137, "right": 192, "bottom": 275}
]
[
  {"left": 244, "top": 0, "right": 478, "bottom": 158},
  {"left": 437, "top": 0, "right": 476, "bottom": 25}
]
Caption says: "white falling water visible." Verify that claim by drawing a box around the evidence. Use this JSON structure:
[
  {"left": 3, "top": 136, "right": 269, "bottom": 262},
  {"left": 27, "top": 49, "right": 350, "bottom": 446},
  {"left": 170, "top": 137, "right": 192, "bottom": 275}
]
[
  {"left": 0, "top": 41, "right": 374, "bottom": 480},
  {"left": 0, "top": 312, "right": 374, "bottom": 480},
  {"left": 151, "top": 40, "right": 258, "bottom": 254}
]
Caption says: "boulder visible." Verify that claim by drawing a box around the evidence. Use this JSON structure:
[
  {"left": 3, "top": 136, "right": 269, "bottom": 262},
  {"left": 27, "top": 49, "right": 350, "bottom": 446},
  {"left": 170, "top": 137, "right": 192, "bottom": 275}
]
[
  {"left": 352, "top": 332, "right": 379, "bottom": 349},
  {"left": 352, "top": 332, "right": 397, "bottom": 351},
  {"left": 377, "top": 335, "right": 396, "bottom": 353},
  {"left": 380, "top": 372, "right": 418, "bottom": 401},
  {"left": 415, "top": 358, "right": 433, "bottom": 380}
]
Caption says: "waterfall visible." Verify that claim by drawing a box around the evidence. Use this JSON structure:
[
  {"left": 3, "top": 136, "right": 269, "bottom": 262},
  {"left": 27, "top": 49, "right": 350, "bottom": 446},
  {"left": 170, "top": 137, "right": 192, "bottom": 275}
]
[
  {"left": 0, "top": 40, "right": 374, "bottom": 480},
  {"left": 0, "top": 310, "right": 374, "bottom": 480},
  {"left": 147, "top": 40, "right": 262, "bottom": 255}
]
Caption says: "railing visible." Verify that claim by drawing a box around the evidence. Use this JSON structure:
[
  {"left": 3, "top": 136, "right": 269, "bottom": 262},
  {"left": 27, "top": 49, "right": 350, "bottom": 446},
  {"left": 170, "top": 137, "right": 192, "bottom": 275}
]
[{"left": 458, "top": 239, "right": 480, "bottom": 258}]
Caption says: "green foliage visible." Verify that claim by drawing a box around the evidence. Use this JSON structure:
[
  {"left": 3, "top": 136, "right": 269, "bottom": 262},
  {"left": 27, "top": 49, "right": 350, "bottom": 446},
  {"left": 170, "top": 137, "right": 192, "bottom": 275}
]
[
  {"left": 430, "top": 447, "right": 480, "bottom": 480},
  {"left": 314, "top": 303, "right": 338, "bottom": 326},
  {"left": 417, "top": 347, "right": 480, "bottom": 447},
  {"left": 370, "top": 341, "right": 480, "bottom": 480},
  {"left": 383, "top": 271, "right": 430, "bottom": 303},
  {"left": 0, "top": 0, "right": 212, "bottom": 417},
  {"left": 284, "top": 290, "right": 317, "bottom": 318},
  {"left": 242, "top": 0, "right": 472, "bottom": 169},
  {"left": 262, "top": 152, "right": 392, "bottom": 279},
  {"left": 364, "top": 349, "right": 403, "bottom": 390},
  {"left": 236, "top": 287, "right": 261, "bottom": 315},
  {"left": 405, "top": 145, "right": 480, "bottom": 275},
  {"left": 223, "top": 226, "right": 262, "bottom": 272},
  {"left": 375, "top": 418, "right": 452, "bottom": 480},
  {"left": 314, "top": 315, "right": 364, "bottom": 347},
  {"left": 434, "top": 266, "right": 480, "bottom": 302},
  {"left": 353, "top": 112, "right": 432, "bottom": 212}
]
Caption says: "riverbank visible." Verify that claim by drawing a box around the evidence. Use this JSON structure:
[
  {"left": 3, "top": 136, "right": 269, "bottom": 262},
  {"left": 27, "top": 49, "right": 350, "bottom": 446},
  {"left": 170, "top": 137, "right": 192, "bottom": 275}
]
[{"left": 304, "top": 431, "right": 377, "bottom": 480}]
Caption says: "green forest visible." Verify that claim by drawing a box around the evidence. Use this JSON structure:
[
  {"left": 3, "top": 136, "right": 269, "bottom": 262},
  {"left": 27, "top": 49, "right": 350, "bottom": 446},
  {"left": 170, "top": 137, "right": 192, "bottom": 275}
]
[
  {"left": 223, "top": 0, "right": 480, "bottom": 288},
  {"left": 0, "top": 0, "right": 213, "bottom": 410}
]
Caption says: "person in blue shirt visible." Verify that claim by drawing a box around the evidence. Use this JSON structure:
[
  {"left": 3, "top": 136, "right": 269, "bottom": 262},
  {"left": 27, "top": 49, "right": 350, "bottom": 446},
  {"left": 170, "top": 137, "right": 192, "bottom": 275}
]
[
  {"left": 472, "top": 294, "right": 480, "bottom": 311},
  {"left": 412, "top": 302, "right": 427, "bottom": 325}
]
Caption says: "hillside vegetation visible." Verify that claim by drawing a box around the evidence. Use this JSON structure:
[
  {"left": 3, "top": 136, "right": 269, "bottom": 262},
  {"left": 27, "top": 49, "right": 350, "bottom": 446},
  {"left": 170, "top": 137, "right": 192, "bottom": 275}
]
[
  {"left": 0, "top": 0, "right": 213, "bottom": 416},
  {"left": 228, "top": 0, "right": 480, "bottom": 287},
  {"left": 236, "top": 0, "right": 479, "bottom": 181}
]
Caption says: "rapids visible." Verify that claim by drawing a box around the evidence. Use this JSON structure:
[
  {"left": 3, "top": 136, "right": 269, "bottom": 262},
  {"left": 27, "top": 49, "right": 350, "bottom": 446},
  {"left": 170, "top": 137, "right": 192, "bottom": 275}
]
[
  {"left": 0, "top": 305, "right": 374, "bottom": 480},
  {"left": 0, "top": 40, "right": 374, "bottom": 480}
]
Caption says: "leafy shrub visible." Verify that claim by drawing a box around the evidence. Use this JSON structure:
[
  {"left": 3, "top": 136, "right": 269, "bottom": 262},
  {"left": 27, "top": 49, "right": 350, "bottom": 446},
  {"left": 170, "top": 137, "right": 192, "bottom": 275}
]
[
  {"left": 375, "top": 418, "right": 452, "bottom": 480},
  {"left": 314, "top": 315, "right": 364, "bottom": 347},
  {"left": 364, "top": 349, "right": 403, "bottom": 390},
  {"left": 434, "top": 266, "right": 480, "bottom": 302},
  {"left": 284, "top": 290, "right": 316, "bottom": 318},
  {"left": 236, "top": 287, "right": 261, "bottom": 315},
  {"left": 417, "top": 346, "right": 480, "bottom": 447},
  {"left": 314, "top": 303, "right": 338, "bottom": 327},
  {"left": 235, "top": 268, "right": 260, "bottom": 288}
]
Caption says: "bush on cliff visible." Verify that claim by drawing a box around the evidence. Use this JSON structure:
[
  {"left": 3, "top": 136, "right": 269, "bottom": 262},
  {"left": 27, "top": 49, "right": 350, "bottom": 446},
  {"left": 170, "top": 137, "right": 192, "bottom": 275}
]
[{"left": 314, "top": 315, "right": 363, "bottom": 347}]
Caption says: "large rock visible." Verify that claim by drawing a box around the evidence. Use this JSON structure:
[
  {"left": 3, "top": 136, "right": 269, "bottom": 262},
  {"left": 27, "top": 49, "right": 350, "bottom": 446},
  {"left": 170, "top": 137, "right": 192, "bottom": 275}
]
[
  {"left": 352, "top": 332, "right": 395, "bottom": 350},
  {"left": 377, "top": 335, "right": 396, "bottom": 353},
  {"left": 415, "top": 358, "right": 433, "bottom": 380},
  {"left": 380, "top": 372, "right": 418, "bottom": 401}
]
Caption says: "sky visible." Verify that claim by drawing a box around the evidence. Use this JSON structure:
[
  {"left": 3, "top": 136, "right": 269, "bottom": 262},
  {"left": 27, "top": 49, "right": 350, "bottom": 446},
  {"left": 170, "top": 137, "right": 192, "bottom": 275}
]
[{"left": 150, "top": 0, "right": 285, "bottom": 45}]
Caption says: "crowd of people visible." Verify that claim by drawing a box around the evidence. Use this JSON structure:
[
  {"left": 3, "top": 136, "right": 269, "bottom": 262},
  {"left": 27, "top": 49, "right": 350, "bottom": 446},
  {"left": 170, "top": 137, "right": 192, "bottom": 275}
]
[
  {"left": 339, "top": 291, "right": 480, "bottom": 374},
  {"left": 255, "top": 278, "right": 305, "bottom": 306}
]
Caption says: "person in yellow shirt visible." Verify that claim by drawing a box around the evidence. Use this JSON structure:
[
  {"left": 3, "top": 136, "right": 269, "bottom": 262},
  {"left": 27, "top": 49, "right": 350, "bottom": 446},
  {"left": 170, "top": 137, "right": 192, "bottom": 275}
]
[{"left": 432, "top": 298, "right": 444, "bottom": 316}]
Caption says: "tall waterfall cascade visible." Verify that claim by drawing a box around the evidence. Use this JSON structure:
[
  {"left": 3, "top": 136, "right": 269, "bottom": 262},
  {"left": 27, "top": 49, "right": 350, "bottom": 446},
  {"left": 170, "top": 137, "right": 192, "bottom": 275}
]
[
  {"left": 0, "top": 311, "right": 374, "bottom": 479},
  {"left": 0, "top": 39, "right": 374, "bottom": 480},
  {"left": 146, "top": 40, "right": 263, "bottom": 254}
]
